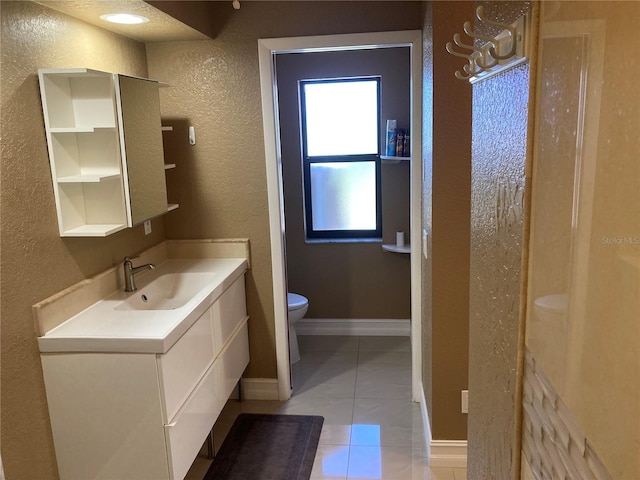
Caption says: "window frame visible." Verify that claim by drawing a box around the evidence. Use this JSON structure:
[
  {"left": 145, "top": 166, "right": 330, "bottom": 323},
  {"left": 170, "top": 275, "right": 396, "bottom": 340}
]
[{"left": 299, "top": 76, "right": 383, "bottom": 241}]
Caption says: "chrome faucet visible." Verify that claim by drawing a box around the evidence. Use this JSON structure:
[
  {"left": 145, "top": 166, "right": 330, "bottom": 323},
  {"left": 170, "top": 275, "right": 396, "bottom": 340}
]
[{"left": 123, "top": 256, "right": 155, "bottom": 292}]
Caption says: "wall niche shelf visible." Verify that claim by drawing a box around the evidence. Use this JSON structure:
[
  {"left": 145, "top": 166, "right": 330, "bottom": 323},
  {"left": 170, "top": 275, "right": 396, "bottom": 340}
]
[
  {"left": 382, "top": 244, "right": 411, "bottom": 254},
  {"left": 381, "top": 155, "right": 410, "bottom": 164}
]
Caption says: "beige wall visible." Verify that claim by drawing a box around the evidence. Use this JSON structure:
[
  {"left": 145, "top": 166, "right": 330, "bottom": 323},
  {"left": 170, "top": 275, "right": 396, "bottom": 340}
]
[
  {"left": 421, "top": 1, "right": 473, "bottom": 440},
  {"left": 276, "top": 48, "right": 411, "bottom": 320},
  {"left": 524, "top": 1, "right": 640, "bottom": 478},
  {"left": 145, "top": 1, "right": 423, "bottom": 380},
  {"left": 0, "top": 2, "right": 167, "bottom": 478},
  {"left": 467, "top": 1, "right": 534, "bottom": 478},
  {"left": 1, "top": 3, "right": 425, "bottom": 477}
]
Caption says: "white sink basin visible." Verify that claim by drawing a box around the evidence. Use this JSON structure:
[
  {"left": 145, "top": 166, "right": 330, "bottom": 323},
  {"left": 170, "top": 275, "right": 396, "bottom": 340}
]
[
  {"left": 37, "top": 258, "right": 248, "bottom": 354},
  {"left": 115, "top": 273, "right": 215, "bottom": 311}
]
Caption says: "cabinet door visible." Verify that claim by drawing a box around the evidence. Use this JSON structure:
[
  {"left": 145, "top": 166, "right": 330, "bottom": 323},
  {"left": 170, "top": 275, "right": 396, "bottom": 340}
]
[
  {"left": 40, "top": 353, "right": 169, "bottom": 480},
  {"left": 116, "top": 75, "right": 168, "bottom": 225}
]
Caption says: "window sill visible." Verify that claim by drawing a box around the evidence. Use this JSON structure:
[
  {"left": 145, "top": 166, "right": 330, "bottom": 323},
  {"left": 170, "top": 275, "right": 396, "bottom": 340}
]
[{"left": 305, "top": 237, "right": 382, "bottom": 245}]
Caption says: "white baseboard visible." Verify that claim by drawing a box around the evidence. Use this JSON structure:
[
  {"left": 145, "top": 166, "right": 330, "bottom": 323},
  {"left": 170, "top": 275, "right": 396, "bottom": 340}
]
[
  {"left": 429, "top": 440, "right": 468, "bottom": 468},
  {"left": 296, "top": 318, "right": 410, "bottom": 336},
  {"left": 241, "top": 378, "right": 280, "bottom": 400}
]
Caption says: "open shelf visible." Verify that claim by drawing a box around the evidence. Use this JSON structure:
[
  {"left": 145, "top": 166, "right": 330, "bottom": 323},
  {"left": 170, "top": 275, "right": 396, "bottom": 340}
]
[
  {"left": 61, "top": 224, "right": 127, "bottom": 237},
  {"left": 381, "top": 155, "right": 411, "bottom": 164},
  {"left": 50, "top": 126, "right": 116, "bottom": 134},
  {"left": 57, "top": 172, "right": 121, "bottom": 183},
  {"left": 167, "top": 203, "right": 179, "bottom": 212},
  {"left": 382, "top": 244, "right": 411, "bottom": 254},
  {"left": 164, "top": 163, "right": 176, "bottom": 170}
]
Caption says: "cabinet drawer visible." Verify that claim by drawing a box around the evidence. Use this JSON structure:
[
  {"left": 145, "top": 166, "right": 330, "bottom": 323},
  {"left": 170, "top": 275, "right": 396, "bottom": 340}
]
[
  {"left": 164, "top": 319, "right": 249, "bottom": 480},
  {"left": 164, "top": 358, "right": 222, "bottom": 480},
  {"left": 211, "top": 276, "right": 246, "bottom": 355},
  {"left": 158, "top": 311, "right": 214, "bottom": 422},
  {"left": 216, "top": 320, "right": 250, "bottom": 402}
]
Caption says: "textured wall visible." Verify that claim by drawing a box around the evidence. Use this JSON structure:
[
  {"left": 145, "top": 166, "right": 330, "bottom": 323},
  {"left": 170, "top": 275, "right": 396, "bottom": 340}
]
[
  {"left": 467, "top": 1, "right": 533, "bottom": 478},
  {"left": 145, "top": 1, "right": 424, "bottom": 379},
  {"left": 430, "top": 0, "right": 474, "bottom": 440},
  {"left": 0, "top": 2, "right": 166, "bottom": 478},
  {"left": 420, "top": 1, "right": 474, "bottom": 441},
  {"left": 525, "top": 2, "right": 640, "bottom": 478},
  {"left": 276, "top": 48, "right": 411, "bottom": 320}
]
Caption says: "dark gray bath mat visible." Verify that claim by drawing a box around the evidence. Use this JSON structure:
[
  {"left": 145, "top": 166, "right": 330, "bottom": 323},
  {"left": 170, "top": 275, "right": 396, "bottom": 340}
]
[{"left": 205, "top": 413, "right": 324, "bottom": 480}]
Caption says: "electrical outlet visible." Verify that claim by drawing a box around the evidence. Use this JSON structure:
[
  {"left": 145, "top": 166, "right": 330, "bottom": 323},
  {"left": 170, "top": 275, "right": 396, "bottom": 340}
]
[
  {"left": 144, "top": 220, "right": 152, "bottom": 235},
  {"left": 461, "top": 390, "right": 469, "bottom": 414}
]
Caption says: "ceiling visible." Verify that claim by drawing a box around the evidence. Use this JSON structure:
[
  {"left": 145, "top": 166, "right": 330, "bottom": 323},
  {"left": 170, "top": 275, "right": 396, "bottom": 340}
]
[{"left": 34, "top": 0, "right": 214, "bottom": 42}]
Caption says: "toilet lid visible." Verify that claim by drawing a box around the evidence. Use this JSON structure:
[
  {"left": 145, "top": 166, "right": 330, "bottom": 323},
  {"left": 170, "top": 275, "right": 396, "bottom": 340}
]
[{"left": 288, "top": 293, "right": 308, "bottom": 311}]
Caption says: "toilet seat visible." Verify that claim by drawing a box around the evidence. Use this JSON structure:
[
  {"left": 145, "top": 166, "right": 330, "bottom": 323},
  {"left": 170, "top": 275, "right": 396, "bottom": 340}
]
[{"left": 287, "top": 293, "right": 308, "bottom": 311}]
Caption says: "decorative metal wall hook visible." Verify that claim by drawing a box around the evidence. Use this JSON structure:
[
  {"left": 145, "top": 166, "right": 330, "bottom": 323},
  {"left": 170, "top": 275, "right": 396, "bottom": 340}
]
[
  {"left": 446, "top": 6, "right": 530, "bottom": 83},
  {"left": 445, "top": 42, "right": 474, "bottom": 61},
  {"left": 461, "top": 21, "right": 499, "bottom": 69},
  {"left": 453, "top": 33, "right": 477, "bottom": 52},
  {"left": 446, "top": 42, "right": 485, "bottom": 80}
]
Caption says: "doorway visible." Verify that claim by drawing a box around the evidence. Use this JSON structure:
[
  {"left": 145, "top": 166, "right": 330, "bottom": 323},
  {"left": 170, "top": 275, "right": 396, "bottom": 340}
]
[{"left": 257, "top": 31, "right": 423, "bottom": 401}]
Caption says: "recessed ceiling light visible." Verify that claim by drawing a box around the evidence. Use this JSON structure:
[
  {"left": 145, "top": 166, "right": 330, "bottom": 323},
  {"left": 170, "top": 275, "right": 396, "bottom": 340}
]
[{"left": 100, "top": 13, "right": 149, "bottom": 25}]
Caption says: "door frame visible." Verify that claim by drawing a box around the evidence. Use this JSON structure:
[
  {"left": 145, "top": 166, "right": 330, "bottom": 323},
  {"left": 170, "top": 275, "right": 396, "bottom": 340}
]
[{"left": 258, "top": 30, "right": 423, "bottom": 401}]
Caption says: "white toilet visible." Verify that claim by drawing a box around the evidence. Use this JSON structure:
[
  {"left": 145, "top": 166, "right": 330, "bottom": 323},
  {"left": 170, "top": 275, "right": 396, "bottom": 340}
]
[{"left": 287, "top": 292, "right": 308, "bottom": 364}]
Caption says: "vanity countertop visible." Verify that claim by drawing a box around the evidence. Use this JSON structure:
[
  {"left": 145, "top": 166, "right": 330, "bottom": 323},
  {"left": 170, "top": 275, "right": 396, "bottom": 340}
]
[{"left": 37, "top": 258, "right": 247, "bottom": 354}]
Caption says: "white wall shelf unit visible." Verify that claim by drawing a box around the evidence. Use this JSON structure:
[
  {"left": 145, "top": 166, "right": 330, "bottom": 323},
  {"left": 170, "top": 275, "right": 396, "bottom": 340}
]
[
  {"left": 39, "top": 68, "right": 172, "bottom": 236},
  {"left": 38, "top": 68, "right": 127, "bottom": 237}
]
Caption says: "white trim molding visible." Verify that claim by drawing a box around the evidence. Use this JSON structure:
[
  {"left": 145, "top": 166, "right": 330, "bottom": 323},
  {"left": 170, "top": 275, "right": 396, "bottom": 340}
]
[
  {"left": 241, "top": 378, "right": 280, "bottom": 401},
  {"left": 258, "top": 30, "right": 423, "bottom": 403},
  {"left": 295, "top": 318, "right": 410, "bottom": 337},
  {"left": 418, "top": 381, "right": 467, "bottom": 469},
  {"left": 429, "top": 440, "right": 468, "bottom": 468}
]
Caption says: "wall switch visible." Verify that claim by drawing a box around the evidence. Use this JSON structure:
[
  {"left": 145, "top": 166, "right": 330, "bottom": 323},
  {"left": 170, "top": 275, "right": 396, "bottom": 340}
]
[
  {"left": 144, "top": 220, "right": 152, "bottom": 235},
  {"left": 461, "top": 390, "right": 469, "bottom": 414}
]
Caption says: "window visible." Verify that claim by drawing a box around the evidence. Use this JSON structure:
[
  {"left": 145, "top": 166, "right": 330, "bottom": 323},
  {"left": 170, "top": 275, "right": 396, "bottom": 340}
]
[{"left": 299, "top": 77, "right": 382, "bottom": 240}]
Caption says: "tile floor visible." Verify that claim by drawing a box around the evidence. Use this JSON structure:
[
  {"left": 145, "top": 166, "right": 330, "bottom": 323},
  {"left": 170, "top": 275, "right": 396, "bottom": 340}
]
[{"left": 186, "top": 335, "right": 467, "bottom": 480}]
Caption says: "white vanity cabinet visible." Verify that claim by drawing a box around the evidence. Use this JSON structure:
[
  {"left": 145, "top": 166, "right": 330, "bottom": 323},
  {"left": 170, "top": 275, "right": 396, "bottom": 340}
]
[
  {"left": 38, "top": 68, "right": 171, "bottom": 236},
  {"left": 40, "top": 275, "right": 249, "bottom": 480}
]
